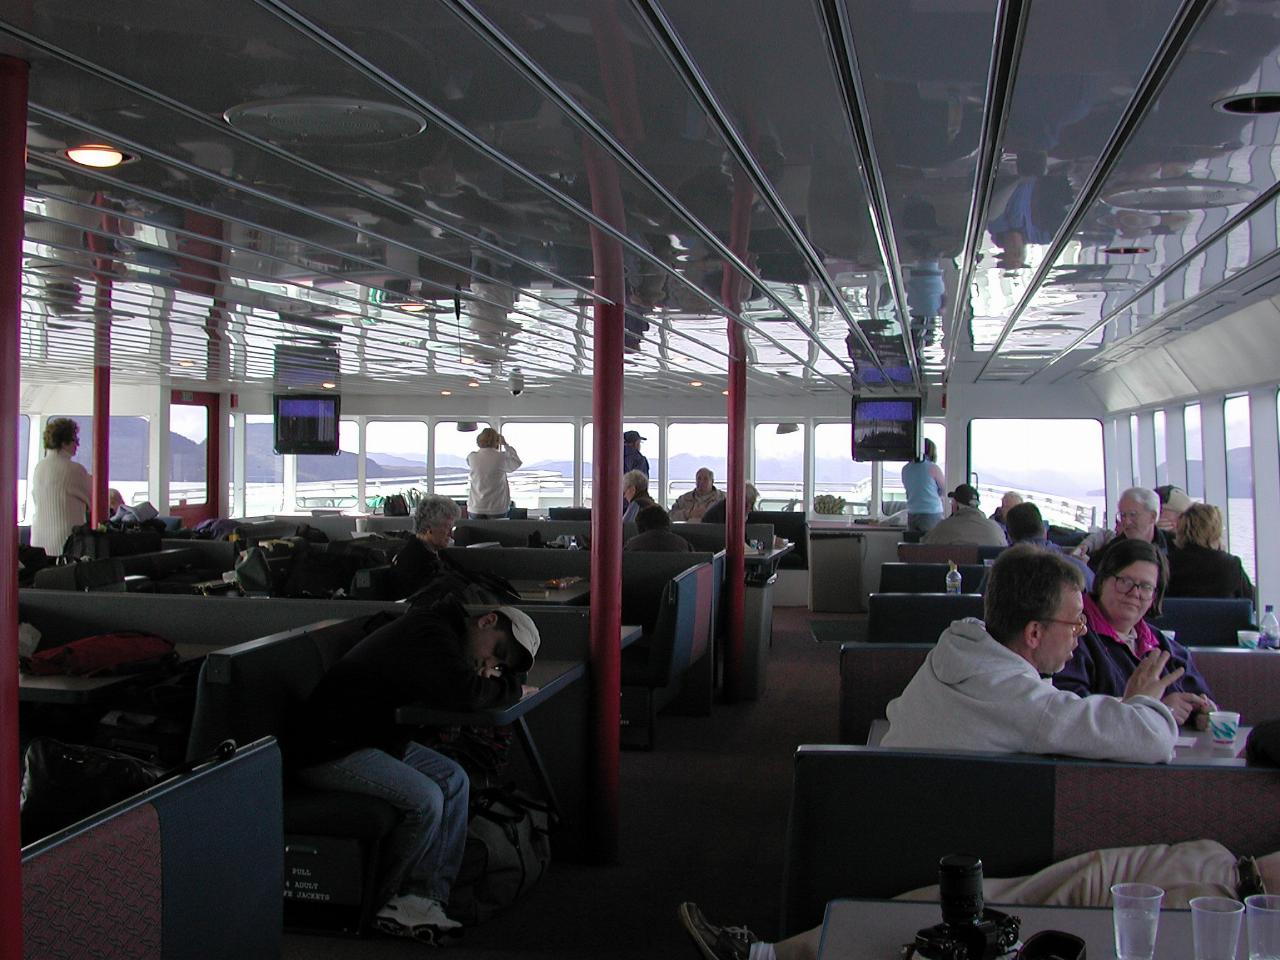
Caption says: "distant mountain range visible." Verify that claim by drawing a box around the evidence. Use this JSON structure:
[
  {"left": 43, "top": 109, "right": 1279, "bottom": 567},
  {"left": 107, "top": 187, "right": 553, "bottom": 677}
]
[{"left": 57, "top": 416, "right": 1256, "bottom": 497}]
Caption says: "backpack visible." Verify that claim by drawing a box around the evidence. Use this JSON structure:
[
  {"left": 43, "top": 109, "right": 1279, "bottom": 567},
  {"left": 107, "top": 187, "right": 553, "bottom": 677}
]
[
  {"left": 383, "top": 494, "right": 409, "bottom": 516},
  {"left": 22, "top": 631, "right": 177, "bottom": 677},
  {"left": 446, "top": 787, "right": 553, "bottom": 925}
]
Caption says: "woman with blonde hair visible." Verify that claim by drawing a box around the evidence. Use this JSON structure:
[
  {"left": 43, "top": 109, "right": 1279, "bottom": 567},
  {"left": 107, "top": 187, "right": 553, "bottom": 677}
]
[
  {"left": 1166, "top": 502, "right": 1253, "bottom": 600},
  {"left": 466, "top": 427, "right": 521, "bottom": 519},
  {"left": 31, "top": 417, "right": 92, "bottom": 555}
]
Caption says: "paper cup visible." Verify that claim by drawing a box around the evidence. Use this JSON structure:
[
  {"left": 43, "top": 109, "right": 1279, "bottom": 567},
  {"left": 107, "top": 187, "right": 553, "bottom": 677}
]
[
  {"left": 1209, "top": 710, "right": 1241, "bottom": 745},
  {"left": 1239, "top": 630, "right": 1261, "bottom": 649}
]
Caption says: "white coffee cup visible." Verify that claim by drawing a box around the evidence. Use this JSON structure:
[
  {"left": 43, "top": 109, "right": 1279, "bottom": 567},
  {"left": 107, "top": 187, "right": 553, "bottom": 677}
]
[
  {"left": 1239, "top": 630, "right": 1261, "bottom": 649},
  {"left": 1209, "top": 710, "right": 1241, "bottom": 745}
]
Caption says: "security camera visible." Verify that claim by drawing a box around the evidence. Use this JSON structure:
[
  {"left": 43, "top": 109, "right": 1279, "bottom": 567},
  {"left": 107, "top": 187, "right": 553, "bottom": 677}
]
[{"left": 509, "top": 368, "right": 524, "bottom": 397}]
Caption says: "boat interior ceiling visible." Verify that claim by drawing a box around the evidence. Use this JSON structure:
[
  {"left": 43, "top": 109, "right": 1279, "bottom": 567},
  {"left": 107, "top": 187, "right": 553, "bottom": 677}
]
[{"left": 6, "top": 0, "right": 1280, "bottom": 414}]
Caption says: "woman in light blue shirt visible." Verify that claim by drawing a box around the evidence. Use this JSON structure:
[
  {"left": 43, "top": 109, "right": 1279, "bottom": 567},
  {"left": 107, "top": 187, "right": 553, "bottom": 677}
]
[{"left": 900, "top": 438, "right": 945, "bottom": 534}]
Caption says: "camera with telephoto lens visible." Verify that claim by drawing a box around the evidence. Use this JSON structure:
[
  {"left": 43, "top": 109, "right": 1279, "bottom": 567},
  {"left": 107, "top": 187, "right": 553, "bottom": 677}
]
[{"left": 911, "top": 855, "right": 1021, "bottom": 960}]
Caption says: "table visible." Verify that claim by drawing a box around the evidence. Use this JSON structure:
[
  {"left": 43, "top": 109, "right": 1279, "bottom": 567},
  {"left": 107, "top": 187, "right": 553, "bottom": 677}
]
[
  {"left": 19, "top": 642, "right": 220, "bottom": 704},
  {"left": 1171, "top": 724, "right": 1250, "bottom": 765},
  {"left": 817, "top": 898, "right": 1194, "bottom": 960},
  {"left": 508, "top": 579, "right": 591, "bottom": 605}
]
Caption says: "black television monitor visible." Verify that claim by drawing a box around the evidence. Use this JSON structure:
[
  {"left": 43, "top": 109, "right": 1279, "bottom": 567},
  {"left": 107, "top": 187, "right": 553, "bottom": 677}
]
[
  {"left": 273, "top": 393, "right": 340, "bottom": 455},
  {"left": 851, "top": 396, "right": 921, "bottom": 462}
]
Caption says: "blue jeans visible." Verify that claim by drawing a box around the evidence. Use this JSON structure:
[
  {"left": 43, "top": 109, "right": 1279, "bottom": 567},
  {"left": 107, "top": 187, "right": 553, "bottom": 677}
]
[
  {"left": 907, "top": 512, "right": 943, "bottom": 534},
  {"left": 296, "top": 743, "right": 469, "bottom": 905}
]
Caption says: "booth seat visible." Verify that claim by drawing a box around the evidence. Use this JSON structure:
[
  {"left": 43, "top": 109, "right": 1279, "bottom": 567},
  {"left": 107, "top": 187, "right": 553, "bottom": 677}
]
[
  {"left": 866, "top": 592, "right": 984, "bottom": 644},
  {"left": 1151, "top": 597, "right": 1256, "bottom": 647},
  {"left": 878, "top": 562, "right": 987, "bottom": 594},
  {"left": 22, "top": 737, "right": 281, "bottom": 959},
  {"left": 781, "top": 744, "right": 1280, "bottom": 937}
]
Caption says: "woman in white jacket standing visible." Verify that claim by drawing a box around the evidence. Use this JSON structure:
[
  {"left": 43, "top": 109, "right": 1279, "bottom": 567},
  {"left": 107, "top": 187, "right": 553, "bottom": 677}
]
[
  {"left": 31, "top": 417, "right": 92, "bottom": 555},
  {"left": 466, "top": 427, "right": 521, "bottom": 519}
]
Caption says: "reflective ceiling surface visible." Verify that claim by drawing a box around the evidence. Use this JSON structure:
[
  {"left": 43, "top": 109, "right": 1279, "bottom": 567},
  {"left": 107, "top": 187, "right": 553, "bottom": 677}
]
[{"left": 4, "top": 0, "right": 1279, "bottom": 401}]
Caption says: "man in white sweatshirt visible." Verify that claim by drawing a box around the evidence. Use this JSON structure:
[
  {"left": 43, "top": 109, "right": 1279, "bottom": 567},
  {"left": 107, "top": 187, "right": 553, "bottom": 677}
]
[{"left": 882, "top": 543, "right": 1180, "bottom": 763}]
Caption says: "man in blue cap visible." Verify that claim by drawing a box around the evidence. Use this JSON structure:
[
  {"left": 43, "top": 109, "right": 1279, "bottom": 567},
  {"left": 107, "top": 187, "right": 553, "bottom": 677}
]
[{"left": 623, "top": 430, "right": 649, "bottom": 477}]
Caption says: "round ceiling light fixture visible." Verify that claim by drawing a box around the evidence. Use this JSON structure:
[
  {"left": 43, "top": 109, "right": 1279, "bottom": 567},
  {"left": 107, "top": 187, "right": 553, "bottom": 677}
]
[
  {"left": 65, "top": 143, "right": 130, "bottom": 168},
  {"left": 1214, "top": 93, "right": 1280, "bottom": 115},
  {"left": 223, "top": 96, "right": 427, "bottom": 146},
  {"left": 1103, "top": 177, "right": 1255, "bottom": 212},
  {"left": 1102, "top": 246, "right": 1152, "bottom": 255}
]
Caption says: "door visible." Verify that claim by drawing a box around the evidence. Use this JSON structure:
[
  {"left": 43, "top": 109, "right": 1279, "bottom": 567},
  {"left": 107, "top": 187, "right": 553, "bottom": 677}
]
[{"left": 168, "top": 390, "right": 222, "bottom": 527}]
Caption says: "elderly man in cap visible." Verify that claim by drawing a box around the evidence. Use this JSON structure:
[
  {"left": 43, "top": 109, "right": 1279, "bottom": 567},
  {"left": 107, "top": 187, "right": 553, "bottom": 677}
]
[
  {"left": 922, "top": 482, "right": 1006, "bottom": 546},
  {"left": 623, "top": 430, "right": 650, "bottom": 477},
  {"left": 288, "top": 599, "right": 540, "bottom": 942}
]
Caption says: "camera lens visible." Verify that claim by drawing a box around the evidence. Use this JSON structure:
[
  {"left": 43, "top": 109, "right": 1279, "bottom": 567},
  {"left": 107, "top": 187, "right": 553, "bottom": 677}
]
[{"left": 937, "top": 854, "right": 984, "bottom": 925}]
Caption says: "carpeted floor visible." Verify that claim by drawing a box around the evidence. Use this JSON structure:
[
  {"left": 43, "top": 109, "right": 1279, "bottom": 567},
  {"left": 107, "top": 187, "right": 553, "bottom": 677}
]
[{"left": 284, "top": 605, "right": 849, "bottom": 959}]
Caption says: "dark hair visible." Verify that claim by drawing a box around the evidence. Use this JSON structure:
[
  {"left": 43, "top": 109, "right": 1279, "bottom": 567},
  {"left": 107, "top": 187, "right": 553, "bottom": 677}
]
[
  {"left": 635, "top": 504, "right": 672, "bottom": 533},
  {"left": 1091, "top": 537, "right": 1168, "bottom": 617},
  {"left": 919, "top": 437, "right": 937, "bottom": 463},
  {"left": 1005, "top": 501, "right": 1044, "bottom": 542},
  {"left": 43, "top": 417, "right": 79, "bottom": 451},
  {"left": 984, "top": 544, "right": 1084, "bottom": 646}
]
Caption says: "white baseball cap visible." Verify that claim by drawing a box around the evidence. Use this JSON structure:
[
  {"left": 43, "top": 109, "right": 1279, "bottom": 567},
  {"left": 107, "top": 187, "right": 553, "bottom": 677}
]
[{"left": 496, "top": 606, "right": 540, "bottom": 671}]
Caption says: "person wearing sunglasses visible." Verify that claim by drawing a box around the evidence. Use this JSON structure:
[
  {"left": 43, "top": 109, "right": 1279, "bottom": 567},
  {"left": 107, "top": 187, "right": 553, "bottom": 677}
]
[{"left": 1054, "top": 536, "right": 1215, "bottom": 727}]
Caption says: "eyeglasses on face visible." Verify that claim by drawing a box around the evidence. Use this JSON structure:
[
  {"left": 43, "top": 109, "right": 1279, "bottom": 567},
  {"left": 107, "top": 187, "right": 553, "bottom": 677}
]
[
  {"left": 1112, "top": 574, "right": 1156, "bottom": 598},
  {"left": 1039, "top": 617, "right": 1088, "bottom": 635},
  {"left": 1117, "top": 510, "right": 1153, "bottom": 521}
]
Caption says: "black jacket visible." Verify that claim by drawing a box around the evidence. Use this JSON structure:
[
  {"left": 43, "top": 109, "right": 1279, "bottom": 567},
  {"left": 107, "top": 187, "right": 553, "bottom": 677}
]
[{"left": 1166, "top": 543, "right": 1254, "bottom": 600}]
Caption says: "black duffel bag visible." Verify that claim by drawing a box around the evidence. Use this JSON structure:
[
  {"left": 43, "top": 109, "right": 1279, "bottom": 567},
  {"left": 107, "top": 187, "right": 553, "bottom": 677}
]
[{"left": 446, "top": 786, "right": 552, "bottom": 925}]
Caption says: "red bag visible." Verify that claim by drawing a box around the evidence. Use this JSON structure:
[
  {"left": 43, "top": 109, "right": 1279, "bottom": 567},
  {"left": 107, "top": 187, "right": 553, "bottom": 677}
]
[{"left": 23, "top": 632, "right": 177, "bottom": 677}]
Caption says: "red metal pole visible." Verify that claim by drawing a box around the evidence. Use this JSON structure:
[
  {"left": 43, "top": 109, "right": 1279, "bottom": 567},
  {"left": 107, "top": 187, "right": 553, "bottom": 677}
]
[
  {"left": 721, "top": 167, "right": 754, "bottom": 702},
  {"left": 0, "top": 54, "right": 29, "bottom": 960},
  {"left": 86, "top": 196, "right": 115, "bottom": 526},
  {"left": 583, "top": 139, "right": 625, "bottom": 863}
]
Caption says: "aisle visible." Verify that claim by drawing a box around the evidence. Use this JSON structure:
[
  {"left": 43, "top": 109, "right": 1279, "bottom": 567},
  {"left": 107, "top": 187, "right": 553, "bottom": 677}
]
[{"left": 284, "top": 606, "right": 843, "bottom": 960}]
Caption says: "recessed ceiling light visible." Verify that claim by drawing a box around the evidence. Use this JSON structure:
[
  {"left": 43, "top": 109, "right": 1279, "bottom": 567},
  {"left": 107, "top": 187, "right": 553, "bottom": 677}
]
[
  {"left": 689, "top": 380, "right": 703, "bottom": 387},
  {"left": 467, "top": 381, "right": 479, "bottom": 387},
  {"left": 400, "top": 303, "right": 427, "bottom": 312},
  {"left": 1103, "top": 246, "right": 1151, "bottom": 255},
  {"left": 440, "top": 389, "right": 452, "bottom": 396},
  {"left": 1215, "top": 93, "right": 1280, "bottom": 115},
  {"left": 177, "top": 359, "right": 195, "bottom": 368},
  {"left": 460, "top": 357, "right": 475, "bottom": 365},
  {"left": 721, "top": 389, "right": 730, "bottom": 396},
  {"left": 65, "top": 144, "right": 129, "bottom": 168},
  {"left": 321, "top": 381, "right": 336, "bottom": 389}
]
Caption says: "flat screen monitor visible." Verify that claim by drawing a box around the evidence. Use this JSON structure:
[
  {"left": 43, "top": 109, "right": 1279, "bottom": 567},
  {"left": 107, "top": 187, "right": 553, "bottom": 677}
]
[
  {"left": 273, "top": 393, "right": 340, "bottom": 455},
  {"left": 851, "top": 396, "right": 921, "bottom": 462}
]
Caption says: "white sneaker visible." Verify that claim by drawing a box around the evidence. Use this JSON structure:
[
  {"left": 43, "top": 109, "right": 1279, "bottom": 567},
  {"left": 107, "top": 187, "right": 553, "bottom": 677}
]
[{"left": 375, "top": 894, "right": 463, "bottom": 942}]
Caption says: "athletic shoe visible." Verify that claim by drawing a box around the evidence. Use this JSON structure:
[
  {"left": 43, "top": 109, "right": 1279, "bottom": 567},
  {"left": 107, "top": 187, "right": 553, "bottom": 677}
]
[
  {"left": 375, "top": 894, "right": 463, "bottom": 943},
  {"left": 678, "top": 902, "right": 759, "bottom": 960}
]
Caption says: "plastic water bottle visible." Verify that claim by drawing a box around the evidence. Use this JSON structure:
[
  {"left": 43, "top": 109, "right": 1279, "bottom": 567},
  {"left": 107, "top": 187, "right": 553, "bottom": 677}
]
[
  {"left": 1261, "top": 605, "right": 1280, "bottom": 650},
  {"left": 945, "top": 560, "right": 962, "bottom": 595}
]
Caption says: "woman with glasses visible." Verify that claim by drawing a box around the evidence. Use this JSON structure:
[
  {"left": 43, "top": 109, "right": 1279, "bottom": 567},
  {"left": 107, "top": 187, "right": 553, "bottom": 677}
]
[{"left": 1054, "top": 537, "right": 1215, "bottom": 727}]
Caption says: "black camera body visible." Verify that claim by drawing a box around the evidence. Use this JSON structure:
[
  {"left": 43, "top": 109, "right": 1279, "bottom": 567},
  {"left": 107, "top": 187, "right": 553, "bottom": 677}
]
[{"left": 912, "top": 855, "right": 1021, "bottom": 960}]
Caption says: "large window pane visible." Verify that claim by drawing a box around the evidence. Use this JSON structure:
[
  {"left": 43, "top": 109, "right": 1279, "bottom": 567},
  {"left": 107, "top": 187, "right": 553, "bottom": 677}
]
[
  {"left": 813, "top": 423, "right": 871, "bottom": 516},
  {"left": 245, "top": 414, "right": 283, "bottom": 515},
  {"left": 17, "top": 415, "right": 28, "bottom": 522},
  {"left": 970, "top": 419, "right": 1103, "bottom": 530},
  {"left": 1224, "top": 396, "right": 1255, "bottom": 584},
  {"left": 435, "top": 421, "right": 492, "bottom": 503},
  {"left": 753, "top": 423, "right": 804, "bottom": 511},
  {"left": 54, "top": 414, "right": 151, "bottom": 509},
  {"left": 295, "top": 419, "right": 358, "bottom": 509},
  {"left": 582, "top": 421, "right": 657, "bottom": 506},
  {"left": 665, "top": 423, "right": 727, "bottom": 507},
  {"left": 1184, "top": 403, "right": 1204, "bottom": 498},
  {"left": 500, "top": 422, "right": 573, "bottom": 512},
  {"left": 169, "top": 404, "right": 208, "bottom": 507},
  {"left": 367, "top": 421, "right": 429, "bottom": 509},
  {"left": 881, "top": 422, "right": 946, "bottom": 517},
  {"left": 1153, "top": 410, "right": 1168, "bottom": 487},
  {"left": 1129, "top": 413, "right": 1141, "bottom": 487}
]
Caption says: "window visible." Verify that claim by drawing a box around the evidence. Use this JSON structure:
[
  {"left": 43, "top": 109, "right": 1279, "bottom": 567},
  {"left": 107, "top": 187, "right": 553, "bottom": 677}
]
[
  {"left": 244, "top": 414, "right": 284, "bottom": 515},
  {"left": 753, "top": 423, "right": 804, "bottom": 511},
  {"left": 53, "top": 414, "right": 151, "bottom": 509},
  {"left": 434, "top": 421, "right": 492, "bottom": 504},
  {"left": 367, "top": 420, "right": 428, "bottom": 507},
  {"left": 295, "top": 419, "right": 358, "bottom": 508},
  {"left": 970, "top": 419, "right": 1104, "bottom": 530},
  {"left": 665, "top": 423, "right": 727, "bottom": 507},
  {"left": 813, "top": 423, "right": 871, "bottom": 516},
  {"left": 169, "top": 404, "right": 208, "bottom": 506},
  {"left": 1129, "top": 413, "right": 1141, "bottom": 487},
  {"left": 1153, "top": 410, "right": 1168, "bottom": 487},
  {"left": 583, "top": 421, "right": 657, "bottom": 506},
  {"left": 499, "top": 422, "right": 573, "bottom": 511},
  {"left": 1184, "top": 403, "right": 1204, "bottom": 498},
  {"left": 1224, "top": 395, "right": 1255, "bottom": 585},
  {"left": 17, "top": 415, "right": 28, "bottom": 522},
  {"left": 881, "top": 422, "right": 946, "bottom": 517}
]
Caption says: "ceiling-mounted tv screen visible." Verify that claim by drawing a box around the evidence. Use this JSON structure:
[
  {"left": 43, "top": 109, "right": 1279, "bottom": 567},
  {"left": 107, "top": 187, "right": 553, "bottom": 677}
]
[
  {"left": 273, "top": 393, "right": 340, "bottom": 455},
  {"left": 851, "top": 396, "right": 921, "bottom": 462}
]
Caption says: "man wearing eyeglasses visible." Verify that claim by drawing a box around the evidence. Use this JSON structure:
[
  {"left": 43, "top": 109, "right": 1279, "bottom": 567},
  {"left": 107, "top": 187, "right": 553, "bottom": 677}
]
[
  {"left": 882, "top": 544, "right": 1180, "bottom": 762},
  {"left": 1073, "top": 486, "right": 1171, "bottom": 570}
]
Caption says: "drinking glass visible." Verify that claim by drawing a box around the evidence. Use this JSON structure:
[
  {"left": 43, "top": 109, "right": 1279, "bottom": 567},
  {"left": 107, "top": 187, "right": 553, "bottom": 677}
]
[
  {"left": 1246, "top": 894, "right": 1280, "bottom": 960},
  {"left": 1190, "top": 896, "right": 1243, "bottom": 960},
  {"left": 1112, "top": 883, "right": 1164, "bottom": 960}
]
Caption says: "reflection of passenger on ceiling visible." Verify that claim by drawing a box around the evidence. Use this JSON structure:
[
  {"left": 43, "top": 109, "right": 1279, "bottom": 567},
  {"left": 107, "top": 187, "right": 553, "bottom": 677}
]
[{"left": 986, "top": 153, "right": 1074, "bottom": 270}]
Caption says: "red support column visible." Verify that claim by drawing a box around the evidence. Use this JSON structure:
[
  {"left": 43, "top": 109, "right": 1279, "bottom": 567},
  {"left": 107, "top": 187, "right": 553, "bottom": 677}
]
[
  {"left": 0, "top": 54, "right": 29, "bottom": 960},
  {"left": 86, "top": 197, "right": 115, "bottom": 526},
  {"left": 583, "top": 139, "right": 626, "bottom": 863},
  {"left": 721, "top": 168, "right": 755, "bottom": 702}
]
